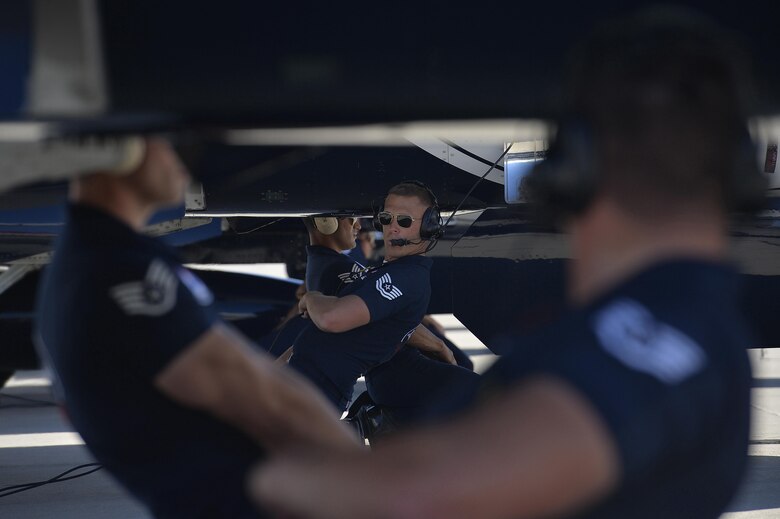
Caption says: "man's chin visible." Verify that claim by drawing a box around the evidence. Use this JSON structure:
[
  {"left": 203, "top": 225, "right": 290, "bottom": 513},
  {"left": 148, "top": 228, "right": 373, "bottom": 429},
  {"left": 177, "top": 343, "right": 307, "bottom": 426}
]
[{"left": 385, "top": 244, "right": 412, "bottom": 260}]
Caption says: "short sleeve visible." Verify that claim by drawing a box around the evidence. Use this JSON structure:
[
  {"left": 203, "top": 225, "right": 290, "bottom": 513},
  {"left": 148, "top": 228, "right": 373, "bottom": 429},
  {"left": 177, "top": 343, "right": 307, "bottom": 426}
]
[
  {"left": 349, "top": 265, "right": 427, "bottom": 323},
  {"left": 100, "top": 259, "right": 218, "bottom": 380},
  {"left": 487, "top": 303, "right": 726, "bottom": 487}
]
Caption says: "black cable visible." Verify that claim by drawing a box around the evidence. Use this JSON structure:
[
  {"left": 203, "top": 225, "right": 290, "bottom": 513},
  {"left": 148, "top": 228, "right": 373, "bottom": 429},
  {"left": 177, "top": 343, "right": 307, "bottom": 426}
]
[
  {"left": 441, "top": 139, "right": 506, "bottom": 171},
  {"left": 0, "top": 463, "right": 103, "bottom": 498},
  {"left": 419, "top": 146, "right": 512, "bottom": 255},
  {"left": 0, "top": 393, "right": 57, "bottom": 408},
  {"left": 440, "top": 145, "right": 513, "bottom": 231},
  {"left": 230, "top": 217, "right": 285, "bottom": 235}
]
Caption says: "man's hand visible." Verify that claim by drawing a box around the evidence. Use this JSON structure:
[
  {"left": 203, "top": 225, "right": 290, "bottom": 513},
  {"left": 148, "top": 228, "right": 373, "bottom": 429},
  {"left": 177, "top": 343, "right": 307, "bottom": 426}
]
[
  {"left": 421, "top": 315, "right": 447, "bottom": 336},
  {"left": 408, "top": 324, "right": 456, "bottom": 365},
  {"left": 298, "top": 290, "right": 322, "bottom": 319}
]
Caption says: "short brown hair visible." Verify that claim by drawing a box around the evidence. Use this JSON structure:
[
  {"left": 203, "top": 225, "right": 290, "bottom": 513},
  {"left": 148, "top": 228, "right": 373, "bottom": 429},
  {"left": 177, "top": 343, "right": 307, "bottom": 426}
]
[
  {"left": 568, "top": 7, "right": 753, "bottom": 215},
  {"left": 386, "top": 181, "right": 435, "bottom": 208}
]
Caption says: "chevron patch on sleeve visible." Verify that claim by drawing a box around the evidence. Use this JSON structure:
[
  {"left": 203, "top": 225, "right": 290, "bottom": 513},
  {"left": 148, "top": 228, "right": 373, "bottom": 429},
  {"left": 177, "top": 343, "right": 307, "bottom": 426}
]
[
  {"left": 110, "top": 260, "right": 178, "bottom": 316},
  {"left": 593, "top": 298, "right": 706, "bottom": 384},
  {"left": 376, "top": 273, "right": 403, "bottom": 301}
]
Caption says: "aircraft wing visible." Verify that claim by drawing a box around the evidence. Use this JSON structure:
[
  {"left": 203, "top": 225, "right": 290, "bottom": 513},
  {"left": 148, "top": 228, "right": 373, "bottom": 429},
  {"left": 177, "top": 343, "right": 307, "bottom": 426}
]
[{"left": 3, "top": 0, "right": 780, "bottom": 381}]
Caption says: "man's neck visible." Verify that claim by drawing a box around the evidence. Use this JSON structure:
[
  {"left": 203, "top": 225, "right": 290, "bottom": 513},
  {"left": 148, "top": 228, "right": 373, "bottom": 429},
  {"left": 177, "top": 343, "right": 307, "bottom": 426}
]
[
  {"left": 308, "top": 236, "right": 344, "bottom": 254},
  {"left": 569, "top": 197, "right": 728, "bottom": 306},
  {"left": 70, "top": 179, "right": 153, "bottom": 231}
]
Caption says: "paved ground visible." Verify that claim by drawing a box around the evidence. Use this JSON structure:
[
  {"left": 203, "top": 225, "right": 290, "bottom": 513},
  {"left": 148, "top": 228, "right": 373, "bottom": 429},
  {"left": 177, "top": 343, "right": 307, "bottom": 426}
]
[
  {"left": 1, "top": 316, "right": 778, "bottom": 518},
  {"left": 722, "top": 348, "right": 780, "bottom": 518}
]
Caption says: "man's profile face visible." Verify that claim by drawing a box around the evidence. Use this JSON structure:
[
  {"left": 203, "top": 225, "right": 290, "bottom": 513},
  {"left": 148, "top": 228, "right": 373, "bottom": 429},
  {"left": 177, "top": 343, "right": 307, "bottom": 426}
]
[
  {"left": 382, "top": 194, "right": 430, "bottom": 261},
  {"left": 335, "top": 217, "right": 360, "bottom": 251}
]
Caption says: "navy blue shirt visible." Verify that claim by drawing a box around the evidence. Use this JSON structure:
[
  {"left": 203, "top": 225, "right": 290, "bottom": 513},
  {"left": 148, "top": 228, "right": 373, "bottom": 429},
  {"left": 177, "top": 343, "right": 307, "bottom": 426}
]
[
  {"left": 290, "top": 254, "right": 433, "bottom": 410},
  {"left": 35, "top": 205, "right": 267, "bottom": 519},
  {"left": 305, "top": 245, "right": 365, "bottom": 295},
  {"left": 469, "top": 260, "right": 752, "bottom": 519}
]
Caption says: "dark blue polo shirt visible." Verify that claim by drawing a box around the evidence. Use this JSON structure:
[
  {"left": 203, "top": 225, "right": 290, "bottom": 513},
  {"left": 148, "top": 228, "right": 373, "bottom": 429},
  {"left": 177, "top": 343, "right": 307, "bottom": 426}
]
[
  {"left": 469, "top": 260, "right": 752, "bottom": 519},
  {"left": 35, "top": 204, "right": 267, "bottom": 518},
  {"left": 304, "top": 245, "right": 365, "bottom": 295},
  {"left": 290, "top": 255, "right": 433, "bottom": 410}
]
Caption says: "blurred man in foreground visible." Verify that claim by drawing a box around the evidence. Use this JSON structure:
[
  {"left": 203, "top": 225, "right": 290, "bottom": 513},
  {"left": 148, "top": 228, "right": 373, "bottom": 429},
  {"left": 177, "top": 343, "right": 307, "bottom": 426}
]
[
  {"left": 250, "top": 8, "right": 764, "bottom": 518},
  {"left": 35, "top": 138, "right": 359, "bottom": 518}
]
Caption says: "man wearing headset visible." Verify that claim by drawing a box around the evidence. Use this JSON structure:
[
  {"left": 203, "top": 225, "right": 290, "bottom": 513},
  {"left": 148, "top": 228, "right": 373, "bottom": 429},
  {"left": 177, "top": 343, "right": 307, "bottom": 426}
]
[
  {"left": 303, "top": 215, "right": 365, "bottom": 295},
  {"left": 255, "top": 216, "right": 362, "bottom": 359},
  {"left": 287, "top": 182, "right": 478, "bottom": 414},
  {"left": 250, "top": 8, "right": 762, "bottom": 518},
  {"left": 297, "top": 208, "right": 479, "bottom": 430}
]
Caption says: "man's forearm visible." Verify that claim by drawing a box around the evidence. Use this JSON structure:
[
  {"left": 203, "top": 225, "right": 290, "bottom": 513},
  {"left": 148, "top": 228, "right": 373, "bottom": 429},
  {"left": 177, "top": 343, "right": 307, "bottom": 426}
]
[
  {"left": 211, "top": 326, "right": 361, "bottom": 453},
  {"left": 250, "top": 376, "right": 619, "bottom": 519},
  {"left": 156, "top": 324, "right": 361, "bottom": 453},
  {"left": 303, "top": 292, "right": 342, "bottom": 331},
  {"left": 243, "top": 355, "right": 362, "bottom": 453},
  {"left": 303, "top": 292, "right": 371, "bottom": 333}
]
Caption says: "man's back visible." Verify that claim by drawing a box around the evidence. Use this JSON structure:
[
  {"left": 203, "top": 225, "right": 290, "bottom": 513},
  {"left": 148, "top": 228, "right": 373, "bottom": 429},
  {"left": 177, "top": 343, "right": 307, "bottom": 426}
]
[
  {"left": 246, "top": 9, "right": 763, "bottom": 518},
  {"left": 485, "top": 259, "right": 752, "bottom": 518}
]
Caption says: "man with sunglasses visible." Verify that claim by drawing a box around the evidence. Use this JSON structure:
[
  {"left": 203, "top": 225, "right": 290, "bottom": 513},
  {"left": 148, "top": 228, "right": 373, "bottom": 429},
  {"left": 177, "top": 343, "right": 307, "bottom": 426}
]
[
  {"left": 287, "top": 182, "right": 478, "bottom": 413},
  {"left": 290, "top": 208, "right": 478, "bottom": 431}
]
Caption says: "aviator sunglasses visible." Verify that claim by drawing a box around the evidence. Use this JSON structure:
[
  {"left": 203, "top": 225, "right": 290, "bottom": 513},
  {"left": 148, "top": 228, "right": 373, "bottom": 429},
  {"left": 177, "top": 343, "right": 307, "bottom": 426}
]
[{"left": 377, "top": 211, "right": 418, "bottom": 228}]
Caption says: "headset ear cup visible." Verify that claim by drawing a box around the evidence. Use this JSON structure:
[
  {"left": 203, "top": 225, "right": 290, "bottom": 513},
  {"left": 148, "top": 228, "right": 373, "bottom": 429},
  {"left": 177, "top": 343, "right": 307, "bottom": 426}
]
[
  {"left": 419, "top": 206, "right": 442, "bottom": 240},
  {"left": 377, "top": 181, "right": 443, "bottom": 239},
  {"left": 313, "top": 217, "right": 339, "bottom": 235},
  {"left": 405, "top": 180, "right": 442, "bottom": 240},
  {"left": 522, "top": 121, "right": 597, "bottom": 222}
]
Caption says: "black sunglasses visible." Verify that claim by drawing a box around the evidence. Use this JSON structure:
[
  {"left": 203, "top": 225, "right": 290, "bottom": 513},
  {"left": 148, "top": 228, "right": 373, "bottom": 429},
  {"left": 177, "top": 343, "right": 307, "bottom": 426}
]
[{"left": 377, "top": 211, "right": 417, "bottom": 228}]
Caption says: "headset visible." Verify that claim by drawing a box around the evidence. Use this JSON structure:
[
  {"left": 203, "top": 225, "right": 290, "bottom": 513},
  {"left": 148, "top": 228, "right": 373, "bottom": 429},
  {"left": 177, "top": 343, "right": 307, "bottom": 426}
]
[
  {"left": 520, "top": 121, "right": 598, "bottom": 219},
  {"left": 520, "top": 8, "right": 768, "bottom": 222},
  {"left": 312, "top": 216, "right": 339, "bottom": 235},
  {"left": 372, "top": 180, "right": 443, "bottom": 241},
  {"left": 522, "top": 118, "right": 766, "bottom": 223}
]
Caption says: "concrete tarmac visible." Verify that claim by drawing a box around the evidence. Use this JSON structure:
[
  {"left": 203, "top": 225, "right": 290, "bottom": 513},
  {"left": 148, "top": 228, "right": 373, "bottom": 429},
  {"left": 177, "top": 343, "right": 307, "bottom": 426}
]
[{"left": 1, "top": 316, "right": 778, "bottom": 518}]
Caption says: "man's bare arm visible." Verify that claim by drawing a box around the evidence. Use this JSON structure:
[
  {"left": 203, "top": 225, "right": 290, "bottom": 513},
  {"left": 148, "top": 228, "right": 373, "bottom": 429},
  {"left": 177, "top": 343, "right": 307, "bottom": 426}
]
[
  {"left": 249, "top": 376, "right": 620, "bottom": 519},
  {"left": 407, "top": 324, "right": 456, "bottom": 365},
  {"left": 155, "top": 322, "right": 361, "bottom": 453},
  {"left": 299, "top": 291, "right": 371, "bottom": 333}
]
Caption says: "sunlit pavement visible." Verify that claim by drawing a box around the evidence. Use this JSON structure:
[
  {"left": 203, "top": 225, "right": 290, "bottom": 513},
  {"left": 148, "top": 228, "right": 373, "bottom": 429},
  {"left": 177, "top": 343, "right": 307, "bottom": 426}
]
[
  {"left": 1, "top": 320, "right": 776, "bottom": 517},
  {"left": 0, "top": 370, "right": 150, "bottom": 518},
  {"left": 722, "top": 349, "right": 780, "bottom": 518}
]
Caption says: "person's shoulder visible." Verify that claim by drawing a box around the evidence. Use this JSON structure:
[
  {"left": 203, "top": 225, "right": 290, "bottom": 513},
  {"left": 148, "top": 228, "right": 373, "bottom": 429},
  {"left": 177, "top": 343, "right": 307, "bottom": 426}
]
[
  {"left": 387, "top": 255, "right": 433, "bottom": 269},
  {"left": 591, "top": 259, "right": 739, "bottom": 318},
  {"left": 383, "top": 256, "right": 433, "bottom": 281},
  {"left": 584, "top": 259, "right": 749, "bottom": 382},
  {"left": 306, "top": 245, "right": 341, "bottom": 258},
  {"left": 70, "top": 247, "right": 181, "bottom": 308}
]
